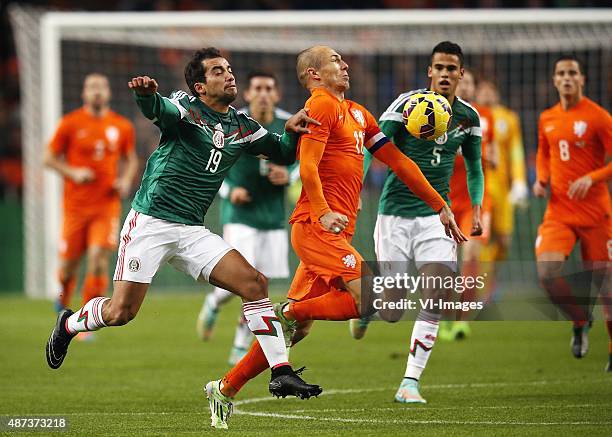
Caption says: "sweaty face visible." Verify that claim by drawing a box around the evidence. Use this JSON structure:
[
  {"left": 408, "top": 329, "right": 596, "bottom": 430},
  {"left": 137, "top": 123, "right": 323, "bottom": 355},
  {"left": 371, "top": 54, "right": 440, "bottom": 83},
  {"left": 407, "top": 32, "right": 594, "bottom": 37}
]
[
  {"left": 201, "top": 57, "right": 237, "bottom": 104},
  {"left": 456, "top": 71, "right": 475, "bottom": 101},
  {"left": 317, "top": 48, "right": 350, "bottom": 92},
  {"left": 82, "top": 75, "right": 111, "bottom": 109},
  {"left": 476, "top": 82, "right": 498, "bottom": 107},
  {"left": 244, "top": 77, "right": 279, "bottom": 112},
  {"left": 428, "top": 53, "right": 463, "bottom": 98},
  {"left": 553, "top": 60, "right": 584, "bottom": 98}
]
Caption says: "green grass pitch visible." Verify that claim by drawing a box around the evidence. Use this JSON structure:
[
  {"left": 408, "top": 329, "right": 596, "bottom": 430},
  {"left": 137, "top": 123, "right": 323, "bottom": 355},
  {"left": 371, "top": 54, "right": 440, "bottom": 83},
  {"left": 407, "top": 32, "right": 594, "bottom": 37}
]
[{"left": 1, "top": 290, "right": 611, "bottom": 436}]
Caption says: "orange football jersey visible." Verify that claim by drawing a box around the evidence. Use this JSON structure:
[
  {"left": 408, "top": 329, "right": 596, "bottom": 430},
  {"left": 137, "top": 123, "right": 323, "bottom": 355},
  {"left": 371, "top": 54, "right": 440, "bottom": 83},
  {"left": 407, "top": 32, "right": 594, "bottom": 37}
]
[
  {"left": 449, "top": 102, "right": 493, "bottom": 212},
  {"left": 48, "top": 107, "right": 135, "bottom": 211},
  {"left": 290, "top": 88, "right": 382, "bottom": 235},
  {"left": 536, "top": 97, "right": 611, "bottom": 227}
]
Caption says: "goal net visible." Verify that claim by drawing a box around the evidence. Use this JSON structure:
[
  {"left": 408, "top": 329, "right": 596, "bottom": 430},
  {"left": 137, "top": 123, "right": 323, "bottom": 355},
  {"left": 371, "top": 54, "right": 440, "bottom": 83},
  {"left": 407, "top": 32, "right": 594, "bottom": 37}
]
[{"left": 9, "top": 6, "right": 612, "bottom": 298}]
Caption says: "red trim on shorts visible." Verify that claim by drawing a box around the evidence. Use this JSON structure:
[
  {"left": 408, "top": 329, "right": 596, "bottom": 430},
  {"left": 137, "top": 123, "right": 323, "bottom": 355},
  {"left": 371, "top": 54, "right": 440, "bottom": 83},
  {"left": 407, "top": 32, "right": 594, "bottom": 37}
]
[{"left": 114, "top": 212, "right": 139, "bottom": 281}]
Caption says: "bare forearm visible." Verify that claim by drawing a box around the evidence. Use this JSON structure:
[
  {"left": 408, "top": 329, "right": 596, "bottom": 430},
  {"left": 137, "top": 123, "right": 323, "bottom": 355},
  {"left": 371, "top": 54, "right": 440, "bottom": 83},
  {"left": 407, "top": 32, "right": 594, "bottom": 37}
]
[{"left": 44, "top": 152, "right": 72, "bottom": 178}]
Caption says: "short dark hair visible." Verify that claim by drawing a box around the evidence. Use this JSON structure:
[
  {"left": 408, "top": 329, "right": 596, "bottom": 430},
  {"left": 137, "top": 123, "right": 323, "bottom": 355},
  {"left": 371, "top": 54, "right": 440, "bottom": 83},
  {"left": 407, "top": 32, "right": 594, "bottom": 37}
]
[
  {"left": 246, "top": 71, "right": 277, "bottom": 88},
  {"left": 184, "top": 47, "right": 223, "bottom": 96},
  {"left": 553, "top": 54, "right": 585, "bottom": 75},
  {"left": 431, "top": 41, "right": 464, "bottom": 67}
]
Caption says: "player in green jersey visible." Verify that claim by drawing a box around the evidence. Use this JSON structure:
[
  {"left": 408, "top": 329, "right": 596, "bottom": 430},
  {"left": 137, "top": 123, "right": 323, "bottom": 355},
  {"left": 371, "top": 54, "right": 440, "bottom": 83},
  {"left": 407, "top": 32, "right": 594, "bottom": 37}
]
[
  {"left": 196, "top": 71, "right": 299, "bottom": 365},
  {"left": 351, "top": 41, "right": 485, "bottom": 404},
  {"left": 45, "top": 48, "right": 322, "bottom": 429}
]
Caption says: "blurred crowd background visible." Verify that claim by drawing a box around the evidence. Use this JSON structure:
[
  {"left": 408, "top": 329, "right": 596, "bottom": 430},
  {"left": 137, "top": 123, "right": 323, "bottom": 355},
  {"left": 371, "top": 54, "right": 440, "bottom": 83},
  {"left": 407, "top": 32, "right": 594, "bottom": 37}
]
[
  {"left": 0, "top": 1, "right": 609, "bottom": 293},
  {"left": 0, "top": 1, "right": 607, "bottom": 201}
]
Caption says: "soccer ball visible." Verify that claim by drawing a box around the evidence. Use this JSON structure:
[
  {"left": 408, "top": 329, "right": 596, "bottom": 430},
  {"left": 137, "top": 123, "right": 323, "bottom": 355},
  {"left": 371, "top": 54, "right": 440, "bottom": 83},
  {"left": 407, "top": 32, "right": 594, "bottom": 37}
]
[{"left": 402, "top": 92, "right": 452, "bottom": 141}]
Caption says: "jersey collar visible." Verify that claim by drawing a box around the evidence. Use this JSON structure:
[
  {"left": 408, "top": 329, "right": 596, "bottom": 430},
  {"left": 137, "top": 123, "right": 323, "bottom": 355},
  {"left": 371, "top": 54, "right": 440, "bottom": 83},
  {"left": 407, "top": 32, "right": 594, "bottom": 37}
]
[{"left": 311, "top": 87, "right": 344, "bottom": 102}]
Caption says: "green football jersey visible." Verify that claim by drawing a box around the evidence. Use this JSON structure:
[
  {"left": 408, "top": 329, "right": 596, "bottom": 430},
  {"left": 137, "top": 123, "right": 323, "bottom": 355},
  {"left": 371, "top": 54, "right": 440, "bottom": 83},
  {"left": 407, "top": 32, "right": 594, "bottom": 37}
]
[
  {"left": 219, "top": 107, "right": 298, "bottom": 230},
  {"left": 131, "top": 90, "right": 297, "bottom": 225},
  {"left": 375, "top": 89, "right": 482, "bottom": 218}
]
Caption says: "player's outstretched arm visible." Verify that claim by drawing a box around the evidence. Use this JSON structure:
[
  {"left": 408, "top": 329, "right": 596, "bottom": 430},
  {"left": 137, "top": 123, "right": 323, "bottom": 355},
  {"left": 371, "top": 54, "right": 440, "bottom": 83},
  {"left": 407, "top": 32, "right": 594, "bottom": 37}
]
[
  {"left": 247, "top": 109, "right": 321, "bottom": 165},
  {"left": 370, "top": 142, "right": 466, "bottom": 243},
  {"left": 285, "top": 108, "right": 320, "bottom": 135},
  {"left": 247, "top": 131, "right": 298, "bottom": 166},
  {"left": 128, "top": 76, "right": 181, "bottom": 128},
  {"left": 128, "top": 76, "right": 158, "bottom": 95}
]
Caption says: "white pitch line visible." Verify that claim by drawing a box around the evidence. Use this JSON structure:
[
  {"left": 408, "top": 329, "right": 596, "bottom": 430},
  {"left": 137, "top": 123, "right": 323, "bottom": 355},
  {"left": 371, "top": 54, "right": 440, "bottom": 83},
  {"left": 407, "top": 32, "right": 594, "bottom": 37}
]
[
  {"left": 232, "top": 378, "right": 612, "bottom": 426},
  {"left": 234, "top": 410, "right": 612, "bottom": 426},
  {"left": 22, "top": 377, "right": 612, "bottom": 426},
  {"left": 289, "top": 404, "right": 612, "bottom": 414},
  {"left": 233, "top": 377, "right": 612, "bottom": 407}
]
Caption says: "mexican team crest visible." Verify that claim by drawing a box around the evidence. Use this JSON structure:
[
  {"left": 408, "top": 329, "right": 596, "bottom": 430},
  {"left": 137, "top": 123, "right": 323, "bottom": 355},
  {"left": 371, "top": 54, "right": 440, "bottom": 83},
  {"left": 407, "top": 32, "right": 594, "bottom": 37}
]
[
  {"left": 212, "top": 129, "right": 225, "bottom": 149},
  {"left": 128, "top": 257, "right": 141, "bottom": 273}
]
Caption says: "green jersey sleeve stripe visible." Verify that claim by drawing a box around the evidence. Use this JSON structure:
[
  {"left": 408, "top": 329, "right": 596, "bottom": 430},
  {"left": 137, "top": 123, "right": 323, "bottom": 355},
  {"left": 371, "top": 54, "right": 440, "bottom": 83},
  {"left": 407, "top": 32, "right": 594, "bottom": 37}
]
[
  {"left": 468, "top": 126, "right": 482, "bottom": 137},
  {"left": 165, "top": 97, "right": 188, "bottom": 119},
  {"left": 456, "top": 96, "right": 481, "bottom": 119},
  {"left": 384, "top": 89, "right": 426, "bottom": 114},
  {"left": 380, "top": 112, "right": 403, "bottom": 122},
  {"left": 385, "top": 93, "right": 409, "bottom": 113},
  {"left": 250, "top": 127, "right": 268, "bottom": 143}
]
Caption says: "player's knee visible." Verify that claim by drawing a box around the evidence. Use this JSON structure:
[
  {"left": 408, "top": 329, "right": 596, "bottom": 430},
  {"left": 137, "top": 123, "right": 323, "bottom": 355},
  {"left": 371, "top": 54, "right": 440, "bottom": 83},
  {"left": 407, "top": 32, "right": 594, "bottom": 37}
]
[
  {"left": 243, "top": 272, "right": 268, "bottom": 301},
  {"left": 536, "top": 261, "right": 564, "bottom": 282},
  {"left": 87, "top": 250, "right": 108, "bottom": 276}
]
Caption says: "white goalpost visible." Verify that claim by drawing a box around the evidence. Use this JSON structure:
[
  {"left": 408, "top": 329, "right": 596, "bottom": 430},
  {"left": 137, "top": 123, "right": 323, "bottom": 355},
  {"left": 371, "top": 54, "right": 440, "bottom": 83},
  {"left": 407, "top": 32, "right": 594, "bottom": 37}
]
[{"left": 9, "top": 6, "right": 612, "bottom": 298}]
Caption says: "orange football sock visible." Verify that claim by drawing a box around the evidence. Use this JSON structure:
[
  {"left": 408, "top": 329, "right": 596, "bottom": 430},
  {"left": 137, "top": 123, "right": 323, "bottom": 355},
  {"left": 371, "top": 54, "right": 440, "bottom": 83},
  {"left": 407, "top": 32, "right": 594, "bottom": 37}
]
[
  {"left": 82, "top": 274, "right": 109, "bottom": 305},
  {"left": 288, "top": 290, "right": 359, "bottom": 322},
  {"left": 223, "top": 340, "right": 268, "bottom": 393},
  {"left": 58, "top": 272, "right": 76, "bottom": 308}
]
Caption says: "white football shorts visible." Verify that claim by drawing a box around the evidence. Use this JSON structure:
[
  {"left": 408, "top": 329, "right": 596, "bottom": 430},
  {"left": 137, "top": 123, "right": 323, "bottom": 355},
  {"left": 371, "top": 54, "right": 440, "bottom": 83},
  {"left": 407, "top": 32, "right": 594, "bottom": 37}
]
[
  {"left": 113, "top": 209, "right": 232, "bottom": 283},
  {"left": 374, "top": 214, "right": 457, "bottom": 273},
  {"left": 222, "top": 223, "right": 289, "bottom": 279}
]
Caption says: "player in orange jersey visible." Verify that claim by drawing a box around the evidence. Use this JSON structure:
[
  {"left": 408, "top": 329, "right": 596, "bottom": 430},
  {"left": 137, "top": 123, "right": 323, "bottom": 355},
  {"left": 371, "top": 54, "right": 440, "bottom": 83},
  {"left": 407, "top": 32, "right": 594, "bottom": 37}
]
[
  {"left": 44, "top": 73, "right": 139, "bottom": 333},
  {"left": 533, "top": 55, "right": 611, "bottom": 369},
  {"left": 443, "top": 68, "right": 493, "bottom": 339},
  {"left": 212, "top": 46, "right": 467, "bottom": 414}
]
